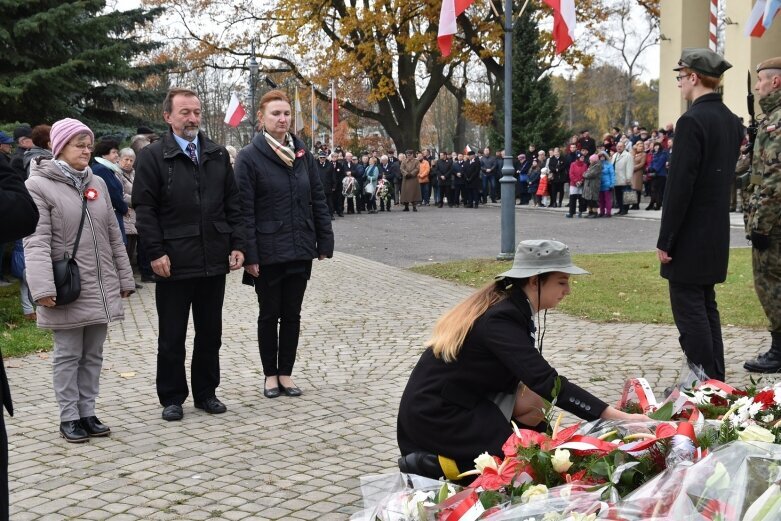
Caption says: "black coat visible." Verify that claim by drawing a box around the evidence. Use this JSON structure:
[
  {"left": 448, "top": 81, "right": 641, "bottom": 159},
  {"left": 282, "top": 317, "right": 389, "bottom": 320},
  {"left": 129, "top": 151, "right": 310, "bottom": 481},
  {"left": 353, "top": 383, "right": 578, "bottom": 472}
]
[
  {"left": 234, "top": 133, "right": 334, "bottom": 266},
  {"left": 132, "top": 131, "right": 246, "bottom": 280},
  {"left": 548, "top": 156, "right": 567, "bottom": 183},
  {"left": 463, "top": 158, "right": 481, "bottom": 189},
  {"left": 433, "top": 159, "right": 452, "bottom": 188},
  {"left": 316, "top": 159, "right": 335, "bottom": 193},
  {"left": 397, "top": 287, "right": 608, "bottom": 464},
  {"left": 657, "top": 93, "right": 743, "bottom": 284},
  {"left": 451, "top": 160, "right": 465, "bottom": 186}
]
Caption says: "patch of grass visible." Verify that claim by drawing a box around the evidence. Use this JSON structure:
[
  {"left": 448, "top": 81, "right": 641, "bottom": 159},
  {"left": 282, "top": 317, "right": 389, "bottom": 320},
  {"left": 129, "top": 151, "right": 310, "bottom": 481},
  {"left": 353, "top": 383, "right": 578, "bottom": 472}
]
[
  {"left": 409, "top": 248, "right": 766, "bottom": 329},
  {"left": 0, "top": 282, "right": 52, "bottom": 358}
]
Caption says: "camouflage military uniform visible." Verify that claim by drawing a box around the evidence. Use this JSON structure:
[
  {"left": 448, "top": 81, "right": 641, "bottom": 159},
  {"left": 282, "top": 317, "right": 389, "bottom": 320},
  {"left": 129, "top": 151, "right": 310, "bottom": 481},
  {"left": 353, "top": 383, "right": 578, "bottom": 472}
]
[{"left": 745, "top": 88, "right": 781, "bottom": 335}]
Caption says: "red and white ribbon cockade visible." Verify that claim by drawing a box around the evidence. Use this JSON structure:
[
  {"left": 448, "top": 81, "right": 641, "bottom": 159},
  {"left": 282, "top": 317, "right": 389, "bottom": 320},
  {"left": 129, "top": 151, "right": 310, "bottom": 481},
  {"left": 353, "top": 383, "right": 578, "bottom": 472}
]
[
  {"left": 438, "top": 489, "right": 485, "bottom": 521},
  {"left": 85, "top": 188, "right": 99, "bottom": 201}
]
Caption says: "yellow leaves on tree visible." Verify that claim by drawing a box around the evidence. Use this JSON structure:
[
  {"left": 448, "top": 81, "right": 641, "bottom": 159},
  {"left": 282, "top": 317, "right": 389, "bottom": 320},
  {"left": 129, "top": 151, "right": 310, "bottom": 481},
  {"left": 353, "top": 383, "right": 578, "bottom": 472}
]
[{"left": 463, "top": 100, "right": 494, "bottom": 127}]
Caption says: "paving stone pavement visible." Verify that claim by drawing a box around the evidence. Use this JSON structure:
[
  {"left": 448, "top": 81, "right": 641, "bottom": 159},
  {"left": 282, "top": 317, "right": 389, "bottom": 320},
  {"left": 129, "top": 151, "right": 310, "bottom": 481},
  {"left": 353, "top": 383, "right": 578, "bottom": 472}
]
[{"left": 6, "top": 250, "right": 777, "bottom": 520}]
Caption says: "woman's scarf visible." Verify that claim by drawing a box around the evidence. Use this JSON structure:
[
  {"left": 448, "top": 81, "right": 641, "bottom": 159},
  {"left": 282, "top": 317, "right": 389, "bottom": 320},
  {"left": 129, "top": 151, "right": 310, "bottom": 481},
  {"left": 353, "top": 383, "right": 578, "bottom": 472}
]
[
  {"left": 54, "top": 160, "right": 90, "bottom": 193},
  {"left": 262, "top": 128, "right": 296, "bottom": 167},
  {"left": 94, "top": 156, "right": 122, "bottom": 175}
]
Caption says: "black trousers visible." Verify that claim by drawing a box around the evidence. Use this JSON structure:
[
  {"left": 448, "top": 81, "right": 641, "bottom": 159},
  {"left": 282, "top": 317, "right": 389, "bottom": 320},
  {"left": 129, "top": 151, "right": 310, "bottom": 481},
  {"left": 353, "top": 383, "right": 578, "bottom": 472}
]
[
  {"left": 155, "top": 275, "right": 226, "bottom": 406},
  {"left": 451, "top": 185, "right": 463, "bottom": 206},
  {"left": 669, "top": 281, "right": 725, "bottom": 381},
  {"left": 332, "top": 192, "right": 344, "bottom": 216},
  {"left": 568, "top": 194, "right": 586, "bottom": 215},
  {"left": 256, "top": 262, "right": 310, "bottom": 376}
]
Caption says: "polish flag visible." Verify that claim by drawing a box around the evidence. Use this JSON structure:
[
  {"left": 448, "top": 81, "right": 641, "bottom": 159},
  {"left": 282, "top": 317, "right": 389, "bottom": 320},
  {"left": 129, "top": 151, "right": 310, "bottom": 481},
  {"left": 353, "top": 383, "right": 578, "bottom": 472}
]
[
  {"left": 437, "top": 0, "right": 476, "bottom": 57},
  {"left": 746, "top": 0, "right": 767, "bottom": 37},
  {"left": 224, "top": 93, "right": 246, "bottom": 127},
  {"left": 543, "top": 0, "right": 576, "bottom": 54},
  {"left": 763, "top": 0, "right": 781, "bottom": 29}
]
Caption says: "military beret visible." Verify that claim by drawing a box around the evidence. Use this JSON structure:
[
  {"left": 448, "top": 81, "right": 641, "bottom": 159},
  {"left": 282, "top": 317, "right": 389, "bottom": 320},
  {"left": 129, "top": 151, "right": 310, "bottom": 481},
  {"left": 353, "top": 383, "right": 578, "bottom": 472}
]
[
  {"left": 757, "top": 57, "right": 781, "bottom": 72},
  {"left": 674, "top": 48, "right": 732, "bottom": 77}
]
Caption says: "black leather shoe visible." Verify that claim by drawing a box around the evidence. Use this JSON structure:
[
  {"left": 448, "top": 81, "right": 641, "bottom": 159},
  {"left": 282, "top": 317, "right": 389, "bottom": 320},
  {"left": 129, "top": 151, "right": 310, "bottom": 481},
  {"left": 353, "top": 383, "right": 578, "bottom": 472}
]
[
  {"left": 398, "top": 452, "right": 443, "bottom": 479},
  {"left": 279, "top": 382, "right": 303, "bottom": 397},
  {"left": 264, "top": 377, "right": 281, "bottom": 398},
  {"left": 194, "top": 396, "right": 227, "bottom": 414},
  {"left": 60, "top": 420, "right": 89, "bottom": 443},
  {"left": 80, "top": 416, "right": 110, "bottom": 437},
  {"left": 744, "top": 350, "right": 781, "bottom": 373},
  {"left": 162, "top": 404, "right": 184, "bottom": 421}
]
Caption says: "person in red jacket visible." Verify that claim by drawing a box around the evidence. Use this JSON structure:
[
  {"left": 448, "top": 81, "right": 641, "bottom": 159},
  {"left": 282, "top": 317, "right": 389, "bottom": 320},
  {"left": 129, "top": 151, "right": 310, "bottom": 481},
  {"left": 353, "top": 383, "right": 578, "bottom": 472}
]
[{"left": 566, "top": 153, "right": 588, "bottom": 218}]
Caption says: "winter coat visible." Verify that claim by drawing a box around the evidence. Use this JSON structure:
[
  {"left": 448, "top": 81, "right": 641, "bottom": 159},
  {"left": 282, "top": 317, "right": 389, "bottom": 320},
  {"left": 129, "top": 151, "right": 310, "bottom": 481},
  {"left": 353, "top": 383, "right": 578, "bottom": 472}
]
[
  {"left": 568, "top": 158, "right": 587, "bottom": 186},
  {"left": 612, "top": 150, "right": 634, "bottom": 186},
  {"left": 91, "top": 161, "right": 128, "bottom": 241},
  {"left": 536, "top": 175, "right": 549, "bottom": 196},
  {"left": 657, "top": 92, "right": 743, "bottom": 285},
  {"left": 463, "top": 158, "right": 481, "bottom": 190},
  {"left": 548, "top": 155, "right": 567, "bottom": 184},
  {"left": 316, "top": 159, "right": 335, "bottom": 194},
  {"left": 527, "top": 167, "right": 541, "bottom": 195},
  {"left": 649, "top": 149, "right": 669, "bottom": 177},
  {"left": 451, "top": 160, "right": 465, "bottom": 186},
  {"left": 24, "top": 159, "right": 134, "bottom": 329},
  {"left": 433, "top": 158, "right": 452, "bottom": 188},
  {"left": 599, "top": 161, "right": 615, "bottom": 191},
  {"left": 234, "top": 132, "right": 334, "bottom": 267},
  {"left": 400, "top": 156, "right": 421, "bottom": 203},
  {"left": 133, "top": 131, "right": 246, "bottom": 281},
  {"left": 117, "top": 169, "right": 137, "bottom": 235},
  {"left": 632, "top": 150, "right": 646, "bottom": 191},
  {"left": 0, "top": 158, "right": 39, "bottom": 419},
  {"left": 397, "top": 287, "right": 608, "bottom": 465},
  {"left": 418, "top": 160, "right": 430, "bottom": 184},
  {"left": 583, "top": 162, "right": 602, "bottom": 202},
  {"left": 23, "top": 147, "right": 52, "bottom": 176}
]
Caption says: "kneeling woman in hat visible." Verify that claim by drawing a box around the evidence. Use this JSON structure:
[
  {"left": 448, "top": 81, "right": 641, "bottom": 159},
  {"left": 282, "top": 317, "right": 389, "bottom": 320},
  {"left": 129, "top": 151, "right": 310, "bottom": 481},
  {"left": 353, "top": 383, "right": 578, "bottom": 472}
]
[{"left": 397, "top": 240, "right": 648, "bottom": 479}]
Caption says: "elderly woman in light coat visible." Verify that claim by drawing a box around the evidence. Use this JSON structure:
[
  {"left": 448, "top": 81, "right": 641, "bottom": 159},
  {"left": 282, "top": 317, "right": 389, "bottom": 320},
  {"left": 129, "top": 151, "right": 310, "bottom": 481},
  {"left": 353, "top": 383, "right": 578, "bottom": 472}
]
[
  {"left": 24, "top": 119, "right": 134, "bottom": 443},
  {"left": 117, "top": 148, "right": 141, "bottom": 286},
  {"left": 399, "top": 149, "right": 421, "bottom": 212}
]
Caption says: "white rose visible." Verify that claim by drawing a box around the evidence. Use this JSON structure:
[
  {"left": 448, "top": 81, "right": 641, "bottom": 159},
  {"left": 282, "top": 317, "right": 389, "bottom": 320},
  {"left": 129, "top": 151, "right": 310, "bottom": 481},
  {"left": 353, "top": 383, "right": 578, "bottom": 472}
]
[
  {"left": 473, "top": 452, "right": 498, "bottom": 473},
  {"left": 551, "top": 448, "right": 573, "bottom": 473},
  {"left": 738, "top": 424, "right": 776, "bottom": 443},
  {"left": 521, "top": 484, "right": 549, "bottom": 503}
]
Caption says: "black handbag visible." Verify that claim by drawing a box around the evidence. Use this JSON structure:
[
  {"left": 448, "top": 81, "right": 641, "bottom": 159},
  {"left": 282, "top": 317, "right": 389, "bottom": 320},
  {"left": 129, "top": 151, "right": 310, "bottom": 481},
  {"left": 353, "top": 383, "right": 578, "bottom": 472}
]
[{"left": 52, "top": 196, "right": 88, "bottom": 306}]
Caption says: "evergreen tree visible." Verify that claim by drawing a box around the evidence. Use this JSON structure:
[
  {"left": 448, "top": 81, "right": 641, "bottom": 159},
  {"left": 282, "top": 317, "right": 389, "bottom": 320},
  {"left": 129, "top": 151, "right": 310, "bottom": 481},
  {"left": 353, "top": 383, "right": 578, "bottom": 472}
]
[
  {"left": 491, "top": 4, "right": 567, "bottom": 153},
  {"left": 0, "top": 0, "right": 167, "bottom": 126}
]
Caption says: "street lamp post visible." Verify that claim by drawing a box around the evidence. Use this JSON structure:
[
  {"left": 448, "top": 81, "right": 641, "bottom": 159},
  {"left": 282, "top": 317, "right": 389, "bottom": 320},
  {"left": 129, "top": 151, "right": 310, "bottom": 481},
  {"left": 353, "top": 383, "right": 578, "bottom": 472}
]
[
  {"left": 497, "top": 0, "right": 516, "bottom": 260},
  {"left": 248, "top": 42, "right": 259, "bottom": 137}
]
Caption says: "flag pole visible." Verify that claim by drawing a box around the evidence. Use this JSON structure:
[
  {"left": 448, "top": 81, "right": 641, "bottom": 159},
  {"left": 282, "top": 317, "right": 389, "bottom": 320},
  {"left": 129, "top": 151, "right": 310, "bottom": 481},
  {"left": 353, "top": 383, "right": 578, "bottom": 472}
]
[
  {"left": 330, "top": 82, "right": 335, "bottom": 151},
  {"left": 311, "top": 85, "right": 316, "bottom": 151}
]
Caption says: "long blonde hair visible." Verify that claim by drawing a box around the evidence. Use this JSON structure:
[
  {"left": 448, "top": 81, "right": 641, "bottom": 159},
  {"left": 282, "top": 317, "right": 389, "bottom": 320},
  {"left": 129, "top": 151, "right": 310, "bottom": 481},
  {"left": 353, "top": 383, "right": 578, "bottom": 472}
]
[{"left": 427, "top": 281, "right": 509, "bottom": 362}]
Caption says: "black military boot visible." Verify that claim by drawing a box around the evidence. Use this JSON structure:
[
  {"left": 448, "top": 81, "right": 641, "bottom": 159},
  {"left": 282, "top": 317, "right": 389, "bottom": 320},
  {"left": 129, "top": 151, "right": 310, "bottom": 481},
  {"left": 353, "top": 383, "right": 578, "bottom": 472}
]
[{"left": 744, "top": 333, "right": 781, "bottom": 373}]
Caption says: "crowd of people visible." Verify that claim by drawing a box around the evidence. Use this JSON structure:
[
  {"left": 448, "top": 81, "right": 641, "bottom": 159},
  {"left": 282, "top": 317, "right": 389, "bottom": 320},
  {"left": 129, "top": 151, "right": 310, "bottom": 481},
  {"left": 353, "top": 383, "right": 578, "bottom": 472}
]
[{"left": 306, "top": 124, "right": 685, "bottom": 221}]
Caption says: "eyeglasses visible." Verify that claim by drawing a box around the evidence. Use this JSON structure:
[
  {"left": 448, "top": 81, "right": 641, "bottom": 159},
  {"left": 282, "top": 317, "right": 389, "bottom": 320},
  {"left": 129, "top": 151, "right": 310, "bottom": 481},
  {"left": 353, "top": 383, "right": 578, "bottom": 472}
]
[
  {"left": 68, "top": 143, "right": 93, "bottom": 152},
  {"left": 675, "top": 73, "right": 691, "bottom": 82}
]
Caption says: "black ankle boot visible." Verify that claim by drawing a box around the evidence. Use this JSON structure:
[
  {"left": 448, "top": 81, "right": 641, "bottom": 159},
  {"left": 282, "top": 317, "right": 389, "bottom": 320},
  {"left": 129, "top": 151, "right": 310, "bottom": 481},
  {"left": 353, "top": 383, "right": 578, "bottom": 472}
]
[
  {"left": 80, "top": 416, "right": 111, "bottom": 437},
  {"left": 60, "top": 420, "right": 89, "bottom": 443},
  {"left": 744, "top": 333, "right": 781, "bottom": 373},
  {"left": 398, "top": 452, "right": 444, "bottom": 479}
]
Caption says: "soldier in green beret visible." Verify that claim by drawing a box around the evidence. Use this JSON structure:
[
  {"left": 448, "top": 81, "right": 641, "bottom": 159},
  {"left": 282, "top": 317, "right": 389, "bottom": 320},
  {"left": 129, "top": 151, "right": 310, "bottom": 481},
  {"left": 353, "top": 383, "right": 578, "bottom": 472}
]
[
  {"left": 656, "top": 48, "right": 744, "bottom": 381},
  {"left": 744, "top": 57, "right": 781, "bottom": 373}
]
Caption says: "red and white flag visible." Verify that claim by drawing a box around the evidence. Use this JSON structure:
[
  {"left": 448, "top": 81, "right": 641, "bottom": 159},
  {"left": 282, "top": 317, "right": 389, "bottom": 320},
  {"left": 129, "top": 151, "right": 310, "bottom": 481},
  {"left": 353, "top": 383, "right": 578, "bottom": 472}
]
[
  {"left": 747, "top": 0, "right": 768, "bottom": 37},
  {"left": 224, "top": 93, "right": 246, "bottom": 127},
  {"left": 543, "top": 0, "right": 576, "bottom": 54},
  {"left": 437, "top": 0, "right": 476, "bottom": 57}
]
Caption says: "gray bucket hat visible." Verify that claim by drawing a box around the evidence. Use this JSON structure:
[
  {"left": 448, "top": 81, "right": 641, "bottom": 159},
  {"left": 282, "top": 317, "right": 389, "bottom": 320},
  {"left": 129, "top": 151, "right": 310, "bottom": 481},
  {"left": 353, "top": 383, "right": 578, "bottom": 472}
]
[{"left": 496, "top": 240, "right": 589, "bottom": 280}]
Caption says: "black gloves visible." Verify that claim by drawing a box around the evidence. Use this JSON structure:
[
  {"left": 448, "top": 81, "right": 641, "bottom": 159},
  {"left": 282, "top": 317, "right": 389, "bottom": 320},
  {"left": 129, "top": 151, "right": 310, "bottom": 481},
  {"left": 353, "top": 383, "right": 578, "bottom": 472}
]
[{"left": 751, "top": 231, "right": 771, "bottom": 251}]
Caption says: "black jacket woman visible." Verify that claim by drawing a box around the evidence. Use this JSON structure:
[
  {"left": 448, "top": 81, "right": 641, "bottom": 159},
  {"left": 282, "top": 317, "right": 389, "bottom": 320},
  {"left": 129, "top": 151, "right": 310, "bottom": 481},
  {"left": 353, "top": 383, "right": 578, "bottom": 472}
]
[
  {"left": 397, "top": 240, "right": 648, "bottom": 480},
  {"left": 235, "top": 90, "right": 334, "bottom": 399}
]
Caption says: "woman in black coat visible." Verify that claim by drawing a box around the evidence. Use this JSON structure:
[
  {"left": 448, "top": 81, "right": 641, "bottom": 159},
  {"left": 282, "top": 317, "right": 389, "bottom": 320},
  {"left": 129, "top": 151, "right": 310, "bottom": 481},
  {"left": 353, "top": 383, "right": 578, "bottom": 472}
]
[
  {"left": 235, "top": 90, "right": 334, "bottom": 399},
  {"left": 397, "top": 240, "right": 647, "bottom": 480}
]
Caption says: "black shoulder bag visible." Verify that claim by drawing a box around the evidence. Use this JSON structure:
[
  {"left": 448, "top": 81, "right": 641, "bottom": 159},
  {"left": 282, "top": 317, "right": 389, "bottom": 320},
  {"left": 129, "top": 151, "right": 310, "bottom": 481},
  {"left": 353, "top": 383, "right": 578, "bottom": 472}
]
[{"left": 52, "top": 196, "right": 88, "bottom": 306}]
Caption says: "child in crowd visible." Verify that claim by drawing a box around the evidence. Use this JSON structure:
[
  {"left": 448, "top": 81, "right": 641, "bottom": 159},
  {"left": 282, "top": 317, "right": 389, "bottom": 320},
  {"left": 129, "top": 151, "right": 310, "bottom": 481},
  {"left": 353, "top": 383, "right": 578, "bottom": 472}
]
[
  {"left": 342, "top": 170, "right": 357, "bottom": 214},
  {"left": 597, "top": 151, "right": 615, "bottom": 217},
  {"left": 537, "top": 168, "right": 550, "bottom": 208}
]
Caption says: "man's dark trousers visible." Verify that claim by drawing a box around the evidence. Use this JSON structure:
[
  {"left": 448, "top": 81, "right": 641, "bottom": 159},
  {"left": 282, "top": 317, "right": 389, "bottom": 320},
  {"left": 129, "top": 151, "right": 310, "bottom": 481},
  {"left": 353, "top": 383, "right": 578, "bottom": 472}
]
[
  {"left": 156, "top": 275, "right": 226, "bottom": 406},
  {"left": 669, "top": 281, "right": 725, "bottom": 381}
]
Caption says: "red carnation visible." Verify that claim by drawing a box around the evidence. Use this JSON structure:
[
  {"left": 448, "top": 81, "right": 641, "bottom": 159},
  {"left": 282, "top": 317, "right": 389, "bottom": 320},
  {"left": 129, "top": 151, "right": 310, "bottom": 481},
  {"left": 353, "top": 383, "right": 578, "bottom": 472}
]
[{"left": 753, "top": 389, "right": 775, "bottom": 410}]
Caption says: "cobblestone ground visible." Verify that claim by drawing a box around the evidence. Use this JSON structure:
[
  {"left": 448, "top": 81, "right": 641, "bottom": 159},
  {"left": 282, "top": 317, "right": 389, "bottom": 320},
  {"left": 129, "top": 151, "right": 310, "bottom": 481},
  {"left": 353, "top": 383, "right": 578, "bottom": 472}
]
[{"left": 6, "top": 234, "right": 774, "bottom": 519}]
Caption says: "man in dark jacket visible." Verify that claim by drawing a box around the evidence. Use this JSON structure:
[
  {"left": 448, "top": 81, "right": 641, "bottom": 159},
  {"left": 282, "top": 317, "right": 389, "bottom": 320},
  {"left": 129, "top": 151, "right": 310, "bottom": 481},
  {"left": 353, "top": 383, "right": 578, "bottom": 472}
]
[
  {"left": 548, "top": 147, "right": 567, "bottom": 208},
  {"left": 133, "top": 87, "right": 246, "bottom": 422},
  {"left": 316, "top": 151, "right": 335, "bottom": 219},
  {"left": 656, "top": 49, "right": 744, "bottom": 382},
  {"left": 0, "top": 159, "right": 39, "bottom": 521},
  {"left": 479, "top": 147, "right": 498, "bottom": 203},
  {"left": 464, "top": 150, "right": 481, "bottom": 208},
  {"left": 10, "top": 126, "right": 32, "bottom": 181},
  {"left": 330, "top": 153, "right": 345, "bottom": 217},
  {"left": 433, "top": 152, "right": 452, "bottom": 208}
]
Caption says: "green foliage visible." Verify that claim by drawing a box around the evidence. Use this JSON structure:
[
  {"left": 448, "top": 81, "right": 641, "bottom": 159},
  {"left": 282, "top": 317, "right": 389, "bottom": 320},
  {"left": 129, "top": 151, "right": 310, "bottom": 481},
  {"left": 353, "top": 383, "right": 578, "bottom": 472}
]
[
  {"left": 409, "top": 249, "right": 765, "bottom": 328},
  {"left": 0, "top": 0, "right": 169, "bottom": 125},
  {"left": 490, "top": 3, "right": 567, "bottom": 152},
  {"left": 0, "top": 282, "right": 52, "bottom": 358},
  {"left": 647, "top": 402, "right": 674, "bottom": 421}
]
